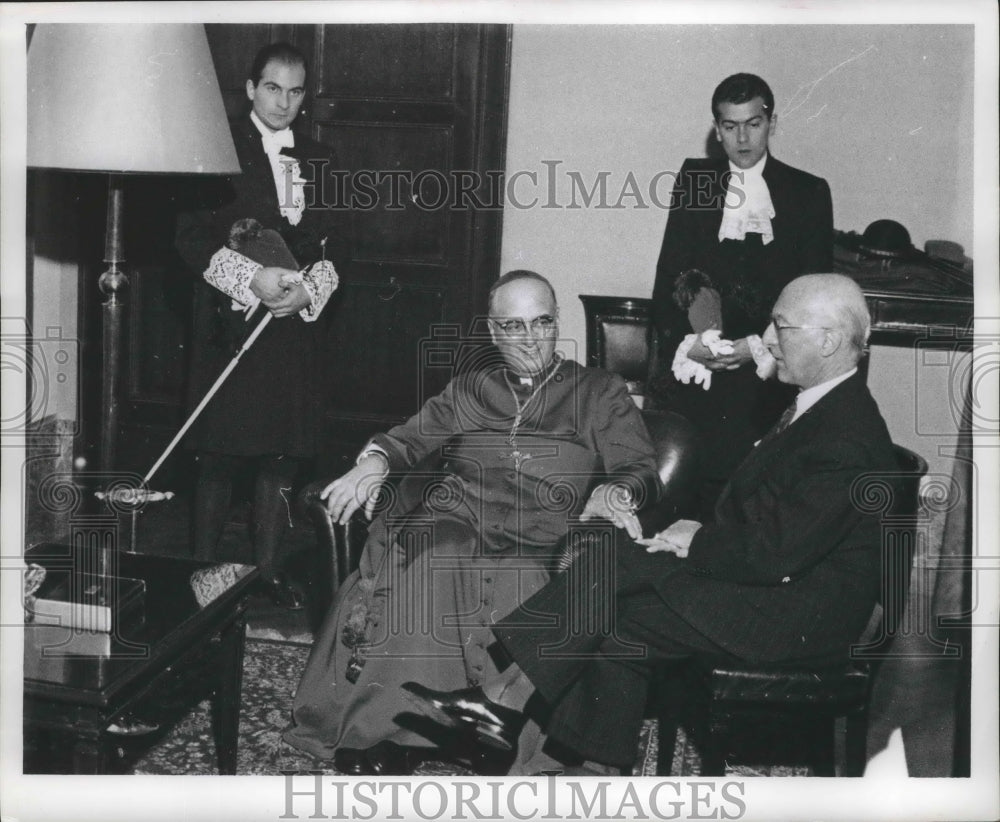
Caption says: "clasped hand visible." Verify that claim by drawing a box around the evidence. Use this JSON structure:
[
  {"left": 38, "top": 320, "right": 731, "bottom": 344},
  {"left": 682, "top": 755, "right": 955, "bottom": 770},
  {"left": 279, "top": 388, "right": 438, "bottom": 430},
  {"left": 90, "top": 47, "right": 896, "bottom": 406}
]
[
  {"left": 580, "top": 482, "right": 642, "bottom": 540},
  {"left": 250, "top": 266, "right": 311, "bottom": 317},
  {"left": 686, "top": 336, "right": 752, "bottom": 371},
  {"left": 320, "top": 454, "right": 388, "bottom": 525},
  {"left": 635, "top": 518, "right": 702, "bottom": 557}
]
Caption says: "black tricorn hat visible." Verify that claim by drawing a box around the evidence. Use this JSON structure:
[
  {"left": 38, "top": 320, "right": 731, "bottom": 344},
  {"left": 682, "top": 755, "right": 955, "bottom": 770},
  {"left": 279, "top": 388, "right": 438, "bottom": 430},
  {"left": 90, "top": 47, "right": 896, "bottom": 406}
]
[
  {"left": 227, "top": 218, "right": 300, "bottom": 269},
  {"left": 859, "top": 219, "right": 914, "bottom": 259}
]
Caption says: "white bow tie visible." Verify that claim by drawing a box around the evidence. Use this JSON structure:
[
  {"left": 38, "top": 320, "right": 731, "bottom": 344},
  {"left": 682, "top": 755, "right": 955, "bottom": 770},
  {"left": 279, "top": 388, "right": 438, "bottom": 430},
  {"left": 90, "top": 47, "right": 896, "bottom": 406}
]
[{"left": 261, "top": 127, "right": 294, "bottom": 155}]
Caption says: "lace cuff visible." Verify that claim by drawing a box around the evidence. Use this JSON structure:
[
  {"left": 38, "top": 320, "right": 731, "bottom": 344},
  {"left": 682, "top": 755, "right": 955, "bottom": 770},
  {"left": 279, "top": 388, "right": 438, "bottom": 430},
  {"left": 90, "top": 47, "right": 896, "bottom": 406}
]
[
  {"left": 671, "top": 330, "right": 735, "bottom": 392},
  {"left": 204, "top": 248, "right": 339, "bottom": 322},
  {"left": 298, "top": 260, "right": 339, "bottom": 321},
  {"left": 672, "top": 333, "right": 713, "bottom": 390},
  {"left": 204, "top": 247, "right": 261, "bottom": 313}
]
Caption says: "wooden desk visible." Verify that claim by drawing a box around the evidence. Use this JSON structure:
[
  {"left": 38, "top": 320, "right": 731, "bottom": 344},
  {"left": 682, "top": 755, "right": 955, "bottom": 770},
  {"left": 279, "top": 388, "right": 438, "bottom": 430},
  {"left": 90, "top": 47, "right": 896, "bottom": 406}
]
[
  {"left": 832, "top": 234, "right": 974, "bottom": 349},
  {"left": 23, "top": 546, "right": 258, "bottom": 774}
]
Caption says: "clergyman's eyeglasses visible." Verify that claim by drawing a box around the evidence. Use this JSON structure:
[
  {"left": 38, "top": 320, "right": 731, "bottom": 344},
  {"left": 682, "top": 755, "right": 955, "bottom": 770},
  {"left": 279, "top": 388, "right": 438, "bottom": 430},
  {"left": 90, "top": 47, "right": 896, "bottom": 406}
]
[{"left": 490, "top": 315, "right": 557, "bottom": 337}]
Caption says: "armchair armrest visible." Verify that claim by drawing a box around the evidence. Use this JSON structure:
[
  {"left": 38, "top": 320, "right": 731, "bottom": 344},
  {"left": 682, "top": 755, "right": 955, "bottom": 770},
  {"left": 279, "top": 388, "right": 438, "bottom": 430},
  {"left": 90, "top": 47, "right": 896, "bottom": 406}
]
[
  {"left": 298, "top": 447, "right": 447, "bottom": 618},
  {"left": 638, "top": 409, "right": 702, "bottom": 536},
  {"left": 298, "top": 480, "right": 371, "bottom": 621}
]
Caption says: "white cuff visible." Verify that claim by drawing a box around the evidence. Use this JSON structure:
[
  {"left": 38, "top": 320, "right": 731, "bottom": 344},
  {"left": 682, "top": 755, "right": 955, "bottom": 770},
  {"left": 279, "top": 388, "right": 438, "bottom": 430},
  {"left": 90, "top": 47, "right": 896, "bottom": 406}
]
[
  {"left": 204, "top": 247, "right": 261, "bottom": 309},
  {"left": 297, "top": 260, "right": 339, "bottom": 321},
  {"left": 671, "top": 330, "right": 736, "bottom": 391},
  {"left": 671, "top": 334, "right": 713, "bottom": 391},
  {"left": 356, "top": 445, "right": 389, "bottom": 475}
]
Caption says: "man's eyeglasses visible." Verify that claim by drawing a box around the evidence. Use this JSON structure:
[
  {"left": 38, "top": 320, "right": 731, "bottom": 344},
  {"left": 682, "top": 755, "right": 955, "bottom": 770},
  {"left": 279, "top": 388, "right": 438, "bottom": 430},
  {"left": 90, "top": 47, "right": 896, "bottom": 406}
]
[
  {"left": 490, "top": 315, "right": 558, "bottom": 337},
  {"left": 769, "top": 320, "right": 831, "bottom": 334}
]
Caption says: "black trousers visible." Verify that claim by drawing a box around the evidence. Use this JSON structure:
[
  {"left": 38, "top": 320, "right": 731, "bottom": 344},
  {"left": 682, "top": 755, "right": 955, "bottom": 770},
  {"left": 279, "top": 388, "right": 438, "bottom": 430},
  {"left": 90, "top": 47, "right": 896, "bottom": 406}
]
[
  {"left": 192, "top": 452, "right": 302, "bottom": 578},
  {"left": 492, "top": 528, "right": 735, "bottom": 768}
]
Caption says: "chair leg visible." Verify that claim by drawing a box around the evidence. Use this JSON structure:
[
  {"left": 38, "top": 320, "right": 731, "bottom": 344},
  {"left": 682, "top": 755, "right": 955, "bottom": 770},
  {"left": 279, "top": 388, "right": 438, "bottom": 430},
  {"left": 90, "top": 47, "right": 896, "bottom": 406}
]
[
  {"left": 810, "top": 716, "right": 837, "bottom": 776},
  {"left": 701, "top": 707, "right": 729, "bottom": 776},
  {"left": 655, "top": 665, "right": 684, "bottom": 776},
  {"left": 844, "top": 710, "right": 869, "bottom": 776},
  {"left": 655, "top": 720, "right": 680, "bottom": 775}
]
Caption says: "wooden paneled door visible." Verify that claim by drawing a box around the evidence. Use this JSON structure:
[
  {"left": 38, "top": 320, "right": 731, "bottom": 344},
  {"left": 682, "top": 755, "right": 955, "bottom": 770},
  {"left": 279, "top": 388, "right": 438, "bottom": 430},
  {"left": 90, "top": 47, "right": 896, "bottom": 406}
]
[
  {"left": 302, "top": 24, "right": 511, "bottom": 462},
  {"left": 110, "top": 24, "right": 511, "bottom": 478}
]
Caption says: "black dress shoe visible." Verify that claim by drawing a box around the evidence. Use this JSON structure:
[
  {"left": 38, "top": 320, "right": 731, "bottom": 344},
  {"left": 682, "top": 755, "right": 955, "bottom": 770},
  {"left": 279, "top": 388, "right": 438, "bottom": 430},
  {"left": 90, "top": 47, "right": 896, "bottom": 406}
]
[
  {"left": 333, "top": 747, "right": 369, "bottom": 775},
  {"left": 401, "top": 682, "right": 526, "bottom": 752},
  {"left": 333, "top": 742, "right": 426, "bottom": 776},
  {"left": 365, "top": 740, "right": 426, "bottom": 776},
  {"left": 260, "top": 573, "right": 305, "bottom": 610}
]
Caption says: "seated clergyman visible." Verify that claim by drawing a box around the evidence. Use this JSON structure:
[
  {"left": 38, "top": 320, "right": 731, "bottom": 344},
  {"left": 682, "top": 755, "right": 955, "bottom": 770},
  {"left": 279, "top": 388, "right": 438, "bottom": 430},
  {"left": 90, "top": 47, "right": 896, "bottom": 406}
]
[
  {"left": 282, "top": 270, "right": 661, "bottom": 775},
  {"left": 402, "top": 273, "right": 900, "bottom": 776}
]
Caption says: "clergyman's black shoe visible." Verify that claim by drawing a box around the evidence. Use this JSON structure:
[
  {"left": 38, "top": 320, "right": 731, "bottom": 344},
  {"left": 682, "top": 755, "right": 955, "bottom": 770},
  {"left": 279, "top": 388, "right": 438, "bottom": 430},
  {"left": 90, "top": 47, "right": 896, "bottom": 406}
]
[
  {"left": 365, "top": 740, "right": 426, "bottom": 776},
  {"left": 401, "top": 682, "right": 526, "bottom": 752},
  {"left": 333, "top": 742, "right": 426, "bottom": 776}
]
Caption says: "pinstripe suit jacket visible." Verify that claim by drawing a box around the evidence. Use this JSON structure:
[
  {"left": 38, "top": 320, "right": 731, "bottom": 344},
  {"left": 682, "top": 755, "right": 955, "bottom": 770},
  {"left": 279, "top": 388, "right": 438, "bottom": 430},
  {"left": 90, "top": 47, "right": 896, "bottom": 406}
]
[{"left": 661, "top": 370, "right": 898, "bottom": 665}]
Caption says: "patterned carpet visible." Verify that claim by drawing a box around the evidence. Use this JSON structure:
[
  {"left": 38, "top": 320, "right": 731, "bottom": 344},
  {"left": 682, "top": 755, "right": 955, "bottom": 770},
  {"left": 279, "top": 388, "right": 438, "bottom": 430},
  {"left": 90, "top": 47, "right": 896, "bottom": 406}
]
[{"left": 128, "top": 637, "right": 803, "bottom": 777}]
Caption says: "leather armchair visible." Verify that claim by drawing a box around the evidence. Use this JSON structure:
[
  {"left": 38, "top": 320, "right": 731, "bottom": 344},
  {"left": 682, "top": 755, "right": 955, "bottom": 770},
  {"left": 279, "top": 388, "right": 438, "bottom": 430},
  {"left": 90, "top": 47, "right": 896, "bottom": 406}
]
[
  {"left": 298, "top": 408, "right": 701, "bottom": 626},
  {"left": 655, "top": 443, "right": 929, "bottom": 777}
]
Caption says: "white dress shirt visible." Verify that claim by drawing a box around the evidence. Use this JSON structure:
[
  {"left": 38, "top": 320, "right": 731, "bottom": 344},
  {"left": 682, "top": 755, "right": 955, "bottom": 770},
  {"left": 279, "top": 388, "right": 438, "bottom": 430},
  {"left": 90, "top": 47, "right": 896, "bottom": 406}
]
[
  {"left": 791, "top": 367, "right": 858, "bottom": 424},
  {"left": 250, "top": 111, "right": 305, "bottom": 225}
]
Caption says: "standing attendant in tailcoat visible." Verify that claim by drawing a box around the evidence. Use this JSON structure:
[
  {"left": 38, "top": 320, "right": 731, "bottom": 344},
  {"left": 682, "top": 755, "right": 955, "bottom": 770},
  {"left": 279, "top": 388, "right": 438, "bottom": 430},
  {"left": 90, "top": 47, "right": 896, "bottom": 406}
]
[
  {"left": 176, "top": 42, "right": 346, "bottom": 606},
  {"left": 649, "top": 73, "right": 834, "bottom": 518}
]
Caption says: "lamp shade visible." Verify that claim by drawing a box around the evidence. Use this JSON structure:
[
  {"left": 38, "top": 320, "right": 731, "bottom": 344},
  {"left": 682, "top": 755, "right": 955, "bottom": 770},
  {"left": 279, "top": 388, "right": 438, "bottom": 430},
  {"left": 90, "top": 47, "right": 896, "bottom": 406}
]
[{"left": 27, "top": 24, "right": 240, "bottom": 175}]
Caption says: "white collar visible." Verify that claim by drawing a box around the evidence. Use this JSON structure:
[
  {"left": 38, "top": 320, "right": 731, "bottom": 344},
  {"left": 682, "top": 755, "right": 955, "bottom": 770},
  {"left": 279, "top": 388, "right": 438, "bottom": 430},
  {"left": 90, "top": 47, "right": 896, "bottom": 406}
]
[
  {"left": 792, "top": 368, "right": 857, "bottom": 422},
  {"left": 728, "top": 151, "right": 768, "bottom": 178},
  {"left": 250, "top": 111, "right": 293, "bottom": 152}
]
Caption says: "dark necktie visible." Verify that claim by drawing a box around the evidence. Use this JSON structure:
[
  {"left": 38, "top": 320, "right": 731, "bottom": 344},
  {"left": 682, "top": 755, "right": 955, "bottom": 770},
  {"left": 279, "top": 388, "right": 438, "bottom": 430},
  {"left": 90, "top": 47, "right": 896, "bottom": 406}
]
[
  {"left": 760, "top": 400, "right": 798, "bottom": 445},
  {"left": 774, "top": 401, "right": 797, "bottom": 434}
]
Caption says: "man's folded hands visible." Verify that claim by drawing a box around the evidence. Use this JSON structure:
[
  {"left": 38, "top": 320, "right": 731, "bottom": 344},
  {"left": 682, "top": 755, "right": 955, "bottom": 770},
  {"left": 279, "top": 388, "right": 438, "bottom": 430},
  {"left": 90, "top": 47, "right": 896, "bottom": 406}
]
[{"left": 636, "top": 518, "right": 702, "bottom": 557}]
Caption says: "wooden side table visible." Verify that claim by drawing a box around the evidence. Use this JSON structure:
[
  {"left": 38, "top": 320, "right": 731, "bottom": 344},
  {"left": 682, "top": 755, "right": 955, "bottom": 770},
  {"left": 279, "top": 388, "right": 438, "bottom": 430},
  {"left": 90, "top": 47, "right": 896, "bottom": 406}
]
[{"left": 23, "top": 546, "right": 259, "bottom": 774}]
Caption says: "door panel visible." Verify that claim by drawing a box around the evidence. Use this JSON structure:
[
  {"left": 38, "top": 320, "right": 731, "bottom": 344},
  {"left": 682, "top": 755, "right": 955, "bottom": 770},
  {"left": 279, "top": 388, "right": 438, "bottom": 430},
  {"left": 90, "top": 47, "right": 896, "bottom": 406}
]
[
  {"left": 327, "top": 282, "right": 446, "bottom": 420},
  {"left": 320, "top": 122, "right": 454, "bottom": 265},
  {"left": 315, "top": 24, "right": 458, "bottom": 100},
  {"left": 305, "top": 24, "right": 510, "bottom": 465}
]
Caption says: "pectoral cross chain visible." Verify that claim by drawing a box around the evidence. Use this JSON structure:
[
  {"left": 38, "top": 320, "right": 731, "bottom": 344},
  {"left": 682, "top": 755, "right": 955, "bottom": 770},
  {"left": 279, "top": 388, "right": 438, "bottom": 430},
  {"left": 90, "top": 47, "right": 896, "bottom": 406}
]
[
  {"left": 501, "top": 356, "right": 563, "bottom": 471},
  {"left": 504, "top": 411, "right": 533, "bottom": 469}
]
